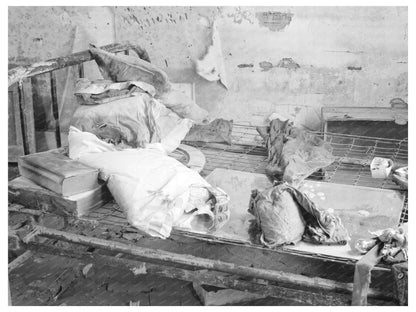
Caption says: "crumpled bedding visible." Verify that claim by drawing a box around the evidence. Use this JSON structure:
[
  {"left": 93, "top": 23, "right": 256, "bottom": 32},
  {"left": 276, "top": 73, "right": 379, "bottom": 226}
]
[
  {"left": 68, "top": 127, "right": 230, "bottom": 239},
  {"left": 257, "top": 118, "right": 335, "bottom": 185},
  {"left": 249, "top": 182, "right": 350, "bottom": 247},
  {"left": 70, "top": 93, "right": 192, "bottom": 153}
]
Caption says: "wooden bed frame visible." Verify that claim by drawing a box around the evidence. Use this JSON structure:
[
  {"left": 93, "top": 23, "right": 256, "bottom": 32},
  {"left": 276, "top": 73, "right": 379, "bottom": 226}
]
[{"left": 8, "top": 43, "right": 408, "bottom": 306}]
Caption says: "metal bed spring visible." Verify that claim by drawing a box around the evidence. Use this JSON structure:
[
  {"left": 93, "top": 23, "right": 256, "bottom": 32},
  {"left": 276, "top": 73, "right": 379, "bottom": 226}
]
[
  {"left": 82, "top": 123, "right": 408, "bottom": 226},
  {"left": 183, "top": 124, "right": 408, "bottom": 224}
]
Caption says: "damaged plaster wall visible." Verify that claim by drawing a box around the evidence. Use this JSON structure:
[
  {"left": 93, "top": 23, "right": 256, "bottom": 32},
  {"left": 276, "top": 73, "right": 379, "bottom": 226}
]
[
  {"left": 9, "top": 6, "right": 408, "bottom": 130},
  {"left": 8, "top": 6, "right": 116, "bottom": 134}
]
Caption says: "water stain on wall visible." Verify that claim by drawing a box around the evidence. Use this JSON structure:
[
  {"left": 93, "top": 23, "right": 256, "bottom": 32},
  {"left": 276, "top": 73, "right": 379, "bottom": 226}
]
[
  {"left": 259, "top": 61, "right": 273, "bottom": 71},
  {"left": 277, "top": 58, "right": 300, "bottom": 69},
  {"left": 255, "top": 11, "right": 293, "bottom": 31},
  {"left": 347, "top": 66, "right": 362, "bottom": 71},
  {"left": 227, "top": 7, "right": 254, "bottom": 24},
  {"left": 237, "top": 63, "right": 254, "bottom": 68}
]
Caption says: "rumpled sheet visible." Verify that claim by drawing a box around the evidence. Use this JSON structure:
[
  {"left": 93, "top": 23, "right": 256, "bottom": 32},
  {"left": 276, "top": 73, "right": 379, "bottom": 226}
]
[
  {"left": 249, "top": 182, "right": 350, "bottom": 247},
  {"left": 257, "top": 118, "right": 335, "bottom": 185},
  {"left": 68, "top": 127, "right": 230, "bottom": 239}
]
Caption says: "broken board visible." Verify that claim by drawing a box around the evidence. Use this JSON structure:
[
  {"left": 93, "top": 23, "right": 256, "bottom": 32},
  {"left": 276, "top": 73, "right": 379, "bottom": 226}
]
[{"left": 203, "top": 168, "right": 405, "bottom": 260}]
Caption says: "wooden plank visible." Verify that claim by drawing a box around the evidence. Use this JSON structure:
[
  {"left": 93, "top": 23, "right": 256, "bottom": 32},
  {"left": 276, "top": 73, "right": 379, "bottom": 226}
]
[
  {"left": 35, "top": 131, "right": 68, "bottom": 152},
  {"left": 8, "top": 203, "right": 42, "bottom": 216},
  {"left": 8, "top": 250, "right": 33, "bottom": 273},
  {"left": 9, "top": 85, "right": 22, "bottom": 146},
  {"left": 322, "top": 107, "right": 407, "bottom": 122},
  {"left": 192, "top": 282, "right": 266, "bottom": 305},
  {"left": 22, "top": 79, "right": 37, "bottom": 154},
  {"left": 78, "top": 63, "right": 84, "bottom": 78},
  {"left": 49, "top": 72, "right": 61, "bottom": 147},
  {"left": 9, "top": 176, "right": 111, "bottom": 217},
  {"left": 17, "top": 83, "right": 29, "bottom": 155},
  {"left": 8, "top": 281, "right": 12, "bottom": 306},
  {"left": 8, "top": 146, "right": 24, "bottom": 163},
  {"left": 8, "top": 42, "right": 149, "bottom": 87}
]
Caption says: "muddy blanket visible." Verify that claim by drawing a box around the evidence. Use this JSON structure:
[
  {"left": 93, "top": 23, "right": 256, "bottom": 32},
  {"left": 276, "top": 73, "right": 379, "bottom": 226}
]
[
  {"left": 249, "top": 182, "right": 349, "bottom": 247},
  {"left": 257, "top": 119, "right": 335, "bottom": 185},
  {"left": 70, "top": 93, "right": 192, "bottom": 153}
]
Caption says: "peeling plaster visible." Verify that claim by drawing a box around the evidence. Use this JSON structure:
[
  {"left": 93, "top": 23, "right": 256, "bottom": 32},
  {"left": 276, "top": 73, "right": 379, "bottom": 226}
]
[
  {"left": 347, "top": 66, "right": 362, "bottom": 71},
  {"left": 255, "top": 11, "right": 293, "bottom": 31},
  {"left": 259, "top": 61, "right": 273, "bottom": 71},
  {"left": 227, "top": 7, "right": 255, "bottom": 24},
  {"left": 237, "top": 63, "right": 254, "bottom": 68},
  {"left": 277, "top": 58, "right": 300, "bottom": 69}
]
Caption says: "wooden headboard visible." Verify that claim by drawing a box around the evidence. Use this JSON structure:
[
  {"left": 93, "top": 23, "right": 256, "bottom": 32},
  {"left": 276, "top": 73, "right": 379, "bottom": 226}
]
[{"left": 8, "top": 42, "right": 149, "bottom": 162}]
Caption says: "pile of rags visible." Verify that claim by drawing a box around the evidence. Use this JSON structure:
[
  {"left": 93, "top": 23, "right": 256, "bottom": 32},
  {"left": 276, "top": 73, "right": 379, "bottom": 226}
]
[
  {"left": 257, "top": 118, "right": 335, "bottom": 185},
  {"left": 351, "top": 225, "right": 408, "bottom": 305},
  {"left": 249, "top": 182, "right": 349, "bottom": 247}
]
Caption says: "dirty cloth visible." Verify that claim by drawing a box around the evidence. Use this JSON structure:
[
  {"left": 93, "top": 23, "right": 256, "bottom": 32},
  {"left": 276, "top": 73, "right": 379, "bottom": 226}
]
[
  {"left": 351, "top": 225, "right": 408, "bottom": 306},
  {"left": 392, "top": 166, "right": 408, "bottom": 189},
  {"left": 185, "top": 119, "right": 233, "bottom": 145},
  {"left": 351, "top": 243, "right": 384, "bottom": 306},
  {"left": 90, "top": 44, "right": 171, "bottom": 96},
  {"left": 249, "top": 182, "right": 349, "bottom": 247},
  {"left": 74, "top": 78, "right": 156, "bottom": 104},
  {"left": 257, "top": 118, "right": 335, "bottom": 186},
  {"left": 68, "top": 127, "right": 230, "bottom": 239},
  {"left": 70, "top": 93, "right": 192, "bottom": 153}
]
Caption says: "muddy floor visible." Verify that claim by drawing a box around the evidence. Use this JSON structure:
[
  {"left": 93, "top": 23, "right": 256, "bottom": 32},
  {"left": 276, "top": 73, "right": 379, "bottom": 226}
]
[{"left": 9, "top": 251, "right": 303, "bottom": 306}]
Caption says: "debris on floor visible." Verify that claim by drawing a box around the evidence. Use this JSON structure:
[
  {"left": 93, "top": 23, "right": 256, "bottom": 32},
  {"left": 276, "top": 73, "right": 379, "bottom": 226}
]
[{"left": 192, "top": 282, "right": 266, "bottom": 306}]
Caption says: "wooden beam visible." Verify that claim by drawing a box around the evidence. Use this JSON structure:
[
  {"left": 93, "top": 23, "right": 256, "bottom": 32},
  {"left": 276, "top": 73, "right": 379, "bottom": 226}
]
[
  {"left": 24, "top": 226, "right": 371, "bottom": 295},
  {"left": 28, "top": 242, "right": 395, "bottom": 305},
  {"left": 322, "top": 107, "right": 408, "bottom": 123},
  {"left": 8, "top": 203, "right": 42, "bottom": 216},
  {"left": 8, "top": 42, "right": 149, "bottom": 87},
  {"left": 49, "top": 71, "right": 61, "bottom": 148}
]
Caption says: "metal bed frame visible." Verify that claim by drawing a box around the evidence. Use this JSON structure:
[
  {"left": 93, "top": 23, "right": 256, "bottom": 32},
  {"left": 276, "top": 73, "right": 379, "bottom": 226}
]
[{"left": 8, "top": 43, "right": 408, "bottom": 306}]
